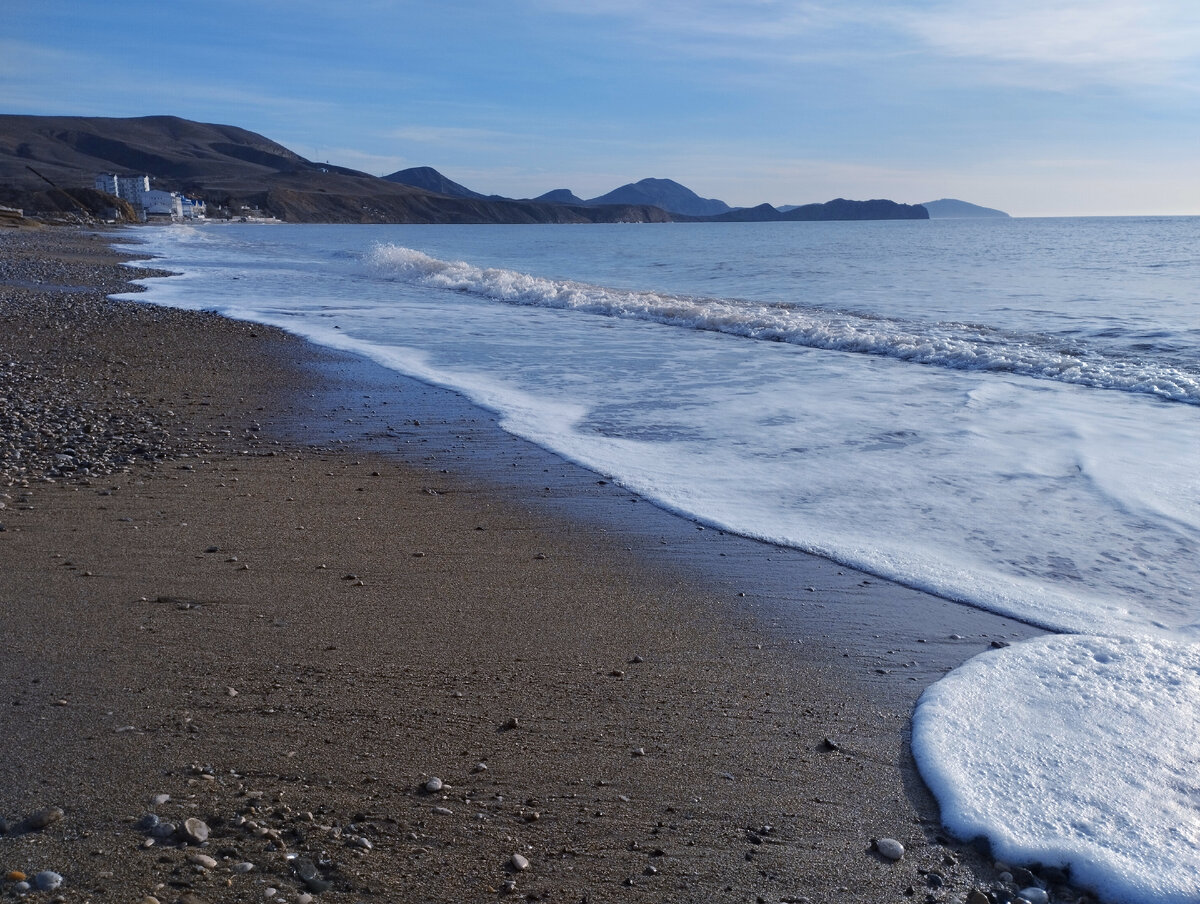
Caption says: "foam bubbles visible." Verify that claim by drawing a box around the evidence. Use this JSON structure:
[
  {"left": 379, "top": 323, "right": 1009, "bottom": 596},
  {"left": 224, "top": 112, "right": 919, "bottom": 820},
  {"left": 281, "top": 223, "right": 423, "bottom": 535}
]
[{"left": 913, "top": 635, "right": 1200, "bottom": 904}]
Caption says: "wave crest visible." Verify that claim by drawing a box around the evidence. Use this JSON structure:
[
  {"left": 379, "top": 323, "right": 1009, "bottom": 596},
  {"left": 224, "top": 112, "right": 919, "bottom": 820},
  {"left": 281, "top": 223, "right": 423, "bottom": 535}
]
[{"left": 365, "top": 243, "right": 1200, "bottom": 404}]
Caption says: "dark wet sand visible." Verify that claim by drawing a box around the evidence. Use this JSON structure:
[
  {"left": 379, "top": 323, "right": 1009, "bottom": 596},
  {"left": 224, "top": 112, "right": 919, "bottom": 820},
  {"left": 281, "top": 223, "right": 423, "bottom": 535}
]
[{"left": 0, "top": 226, "right": 1047, "bottom": 904}]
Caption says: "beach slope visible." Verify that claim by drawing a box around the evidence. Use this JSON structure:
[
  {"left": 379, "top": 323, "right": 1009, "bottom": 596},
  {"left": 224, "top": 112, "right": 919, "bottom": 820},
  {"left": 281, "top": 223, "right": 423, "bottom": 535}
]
[{"left": 0, "top": 227, "right": 1050, "bottom": 903}]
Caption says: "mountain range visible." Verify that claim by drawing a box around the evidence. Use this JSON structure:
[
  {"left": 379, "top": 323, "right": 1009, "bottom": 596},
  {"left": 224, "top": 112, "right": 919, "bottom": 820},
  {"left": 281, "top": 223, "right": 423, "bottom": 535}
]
[{"left": 0, "top": 114, "right": 1001, "bottom": 223}]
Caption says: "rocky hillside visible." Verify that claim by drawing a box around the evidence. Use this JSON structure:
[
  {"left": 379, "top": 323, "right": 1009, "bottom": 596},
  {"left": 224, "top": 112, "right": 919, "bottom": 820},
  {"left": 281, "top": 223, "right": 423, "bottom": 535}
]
[
  {"left": 0, "top": 115, "right": 929, "bottom": 224},
  {"left": 0, "top": 116, "right": 669, "bottom": 224}
]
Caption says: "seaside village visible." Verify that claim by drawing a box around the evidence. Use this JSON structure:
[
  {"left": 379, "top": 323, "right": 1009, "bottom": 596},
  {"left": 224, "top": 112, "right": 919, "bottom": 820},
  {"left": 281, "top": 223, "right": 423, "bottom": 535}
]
[{"left": 93, "top": 172, "right": 205, "bottom": 221}]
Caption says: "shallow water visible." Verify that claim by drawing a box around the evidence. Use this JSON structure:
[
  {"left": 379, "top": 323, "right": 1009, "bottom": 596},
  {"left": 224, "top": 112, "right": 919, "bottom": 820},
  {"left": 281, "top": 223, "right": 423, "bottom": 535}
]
[{"left": 115, "top": 219, "right": 1200, "bottom": 638}]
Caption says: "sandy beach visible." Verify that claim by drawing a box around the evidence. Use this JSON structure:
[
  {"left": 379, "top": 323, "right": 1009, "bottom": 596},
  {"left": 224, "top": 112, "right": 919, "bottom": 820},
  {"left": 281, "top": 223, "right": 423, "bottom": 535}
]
[{"left": 0, "top": 226, "right": 1077, "bottom": 904}]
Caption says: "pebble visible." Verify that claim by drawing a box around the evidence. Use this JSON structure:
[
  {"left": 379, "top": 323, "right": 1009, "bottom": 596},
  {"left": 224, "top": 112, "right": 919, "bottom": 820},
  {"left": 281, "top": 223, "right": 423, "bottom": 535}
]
[
  {"left": 424, "top": 776, "right": 444, "bottom": 793},
  {"left": 21, "top": 806, "right": 64, "bottom": 831},
  {"left": 432, "top": 806, "right": 454, "bottom": 816},
  {"left": 152, "top": 819, "right": 179, "bottom": 840},
  {"left": 188, "top": 853, "right": 218, "bottom": 869},
  {"left": 151, "top": 793, "right": 170, "bottom": 805},
  {"left": 232, "top": 862, "right": 255, "bottom": 874},
  {"left": 875, "top": 837, "right": 905, "bottom": 860},
  {"left": 1012, "top": 867, "right": 1038, "bottom": 887},
  {"left": 181, "top": 817, "right": 210, "bottom": 844},
  {"left": 33, "top": 871, "right": 63, "bottom": 891},
  {"left": 509, "top": 853, "right": 530, "bottom": 872},
  {"left": 1017, "top": 890, "right": 1049, "bottom": 904},
  {"left": 293, "top": 859, "right": 319, "bottom": 882}
]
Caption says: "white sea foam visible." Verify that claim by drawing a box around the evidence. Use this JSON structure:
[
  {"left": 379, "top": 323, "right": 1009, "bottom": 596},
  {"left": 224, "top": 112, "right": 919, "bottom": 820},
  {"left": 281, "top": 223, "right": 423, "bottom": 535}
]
[
  {"left": 365, "top": 243, "right": 1200, "bottom": 405},
  {"left": 913, "top": 635, "right": 1200, "bottom": 904}
]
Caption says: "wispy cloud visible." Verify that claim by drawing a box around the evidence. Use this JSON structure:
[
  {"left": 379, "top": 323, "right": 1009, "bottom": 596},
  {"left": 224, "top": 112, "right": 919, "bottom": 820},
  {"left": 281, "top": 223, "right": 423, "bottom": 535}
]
[
  {"left": 532, "top": 0, "right": 1200, "bottom": 91},
  {"left": 894, "top": 0, "right": 1200, "bottom": 89}
]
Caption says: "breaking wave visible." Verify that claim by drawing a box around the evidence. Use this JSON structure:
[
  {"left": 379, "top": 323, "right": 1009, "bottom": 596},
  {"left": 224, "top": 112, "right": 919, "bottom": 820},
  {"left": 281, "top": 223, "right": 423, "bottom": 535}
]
[{"left": 366, "top": 243, "right": 1200, "bottom": 405}]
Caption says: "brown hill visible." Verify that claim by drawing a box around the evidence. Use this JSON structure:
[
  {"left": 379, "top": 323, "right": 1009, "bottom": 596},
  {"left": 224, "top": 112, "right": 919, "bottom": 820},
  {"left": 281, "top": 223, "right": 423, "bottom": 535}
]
[{"left": 0, "top": 115, "right": 670, "bottom": 224}]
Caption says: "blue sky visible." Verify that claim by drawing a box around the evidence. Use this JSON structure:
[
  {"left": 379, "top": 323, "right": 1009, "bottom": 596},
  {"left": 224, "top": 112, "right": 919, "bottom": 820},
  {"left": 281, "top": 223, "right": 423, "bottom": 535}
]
[{"left": 6, "top": 0, "right": 1200, "bottom": 216}]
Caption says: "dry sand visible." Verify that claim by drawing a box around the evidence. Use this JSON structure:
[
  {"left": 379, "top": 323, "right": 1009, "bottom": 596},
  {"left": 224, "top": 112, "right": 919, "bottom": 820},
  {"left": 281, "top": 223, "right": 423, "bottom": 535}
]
[{"left": 0, "top": 227, "right": 1071, "bottom": 904}]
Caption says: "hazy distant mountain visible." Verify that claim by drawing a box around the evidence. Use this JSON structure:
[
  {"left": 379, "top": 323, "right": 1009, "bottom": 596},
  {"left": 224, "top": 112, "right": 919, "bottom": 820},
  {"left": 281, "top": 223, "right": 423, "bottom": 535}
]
[
  {"left": 921, "top": 198, "right": 1009, "bottom": 218},
  {"left": 534, "top": 188, "right": 586, "bottom": 205},
  {"left": 382, "top": 166, "right": 493, "bottom": 200},
  {"left": 707, "top": 199, "right": 928, "bottom": 222},
  {"left": 585, "top": 178, "right": 732, "bottom": 217}
]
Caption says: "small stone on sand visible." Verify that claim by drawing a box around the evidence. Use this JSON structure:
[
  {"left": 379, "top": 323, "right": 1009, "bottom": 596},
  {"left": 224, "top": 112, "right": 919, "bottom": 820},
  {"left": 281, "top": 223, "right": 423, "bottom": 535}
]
[
  {"left": 33, "top": 870, "right": 63, "bottom": 891},
  {"left": 181, "top": 817, "right": 210, "bottom": 844},
  {"left": 22, "top": 805, "right": 64, "bottom": 831},
  {"left": 875, "top": 837, "right": 904, "bottom": 860}
]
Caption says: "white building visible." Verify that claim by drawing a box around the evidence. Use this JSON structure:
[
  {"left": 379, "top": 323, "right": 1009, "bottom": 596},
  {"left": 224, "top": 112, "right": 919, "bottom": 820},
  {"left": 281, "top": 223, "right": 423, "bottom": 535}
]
[
  {"left": 179, "top": 196, "right": 206, "bottom": 219},
  {"left": 141, "top": 189, "right": 182, "bottom": 218},
  {"left": 94, "top": 172, "right": 205, "bottom": 220},
  {"left": 94, "top": 173, "right": 151, "bottom": 208}
]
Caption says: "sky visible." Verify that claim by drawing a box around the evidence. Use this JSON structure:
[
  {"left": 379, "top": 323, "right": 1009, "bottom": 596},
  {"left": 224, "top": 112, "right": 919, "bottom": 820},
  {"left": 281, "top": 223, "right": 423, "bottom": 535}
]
[{"left": 6, "top": 0, "right": 1200, "bottom": 216}]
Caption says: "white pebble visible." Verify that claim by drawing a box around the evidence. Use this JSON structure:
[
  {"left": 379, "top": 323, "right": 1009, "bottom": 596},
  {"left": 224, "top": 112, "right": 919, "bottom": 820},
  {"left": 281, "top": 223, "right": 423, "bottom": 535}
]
[
  {"left": 424, "top": 776, "right": 443, "bottom": 793},
  {"left": 875, "top": 837, "right": 905, "bottom": 860},
  {"left": 510, "top": 853, "right": 530, "bottom": 872},
  {"left": 33, "top": 871, "right": 63, "bottom": 891},
  {"left": 232, "top": 862, "right": 255, "bottom": 874}
]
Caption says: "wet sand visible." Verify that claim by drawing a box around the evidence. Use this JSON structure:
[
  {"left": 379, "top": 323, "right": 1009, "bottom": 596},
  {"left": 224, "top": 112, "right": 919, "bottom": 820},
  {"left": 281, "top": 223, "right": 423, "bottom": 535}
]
[{"left": 0, "top": 226, "right": 1052, "bottom": 904}]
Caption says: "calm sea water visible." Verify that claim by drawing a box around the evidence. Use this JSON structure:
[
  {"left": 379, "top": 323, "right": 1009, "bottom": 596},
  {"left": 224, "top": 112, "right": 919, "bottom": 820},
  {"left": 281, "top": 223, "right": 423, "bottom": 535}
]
[{"left": 115, "top": 219, "right": 1200, "bottom": 902}]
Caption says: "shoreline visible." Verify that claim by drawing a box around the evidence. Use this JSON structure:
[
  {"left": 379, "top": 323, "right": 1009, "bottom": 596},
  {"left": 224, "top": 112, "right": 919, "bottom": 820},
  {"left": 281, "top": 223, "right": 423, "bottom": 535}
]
[{"left": 0, "top": 226, "right": 1068, "bottom": 903}]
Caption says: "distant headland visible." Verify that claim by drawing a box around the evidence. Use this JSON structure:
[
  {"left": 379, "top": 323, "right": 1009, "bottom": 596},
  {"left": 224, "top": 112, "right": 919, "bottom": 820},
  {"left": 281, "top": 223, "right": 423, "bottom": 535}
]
[{"left": 0, "top": 114, "right": 1005, "bottom": 225}]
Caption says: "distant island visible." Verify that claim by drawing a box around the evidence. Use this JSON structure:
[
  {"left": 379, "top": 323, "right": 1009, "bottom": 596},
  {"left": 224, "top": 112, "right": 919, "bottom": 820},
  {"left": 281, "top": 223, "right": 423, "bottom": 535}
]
[
  {"left": 0, "top": 114, "right": 999, "bottom": 225},
  {"left": 920, "top": 198, "right": 1010, "bottom": 218}
]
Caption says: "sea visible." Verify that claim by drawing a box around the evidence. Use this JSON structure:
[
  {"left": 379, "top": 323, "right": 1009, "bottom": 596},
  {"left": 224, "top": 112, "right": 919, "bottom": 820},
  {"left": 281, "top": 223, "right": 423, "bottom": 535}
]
[{"left": 114, "top": 218, "right": 1200, "bottom": 903}]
